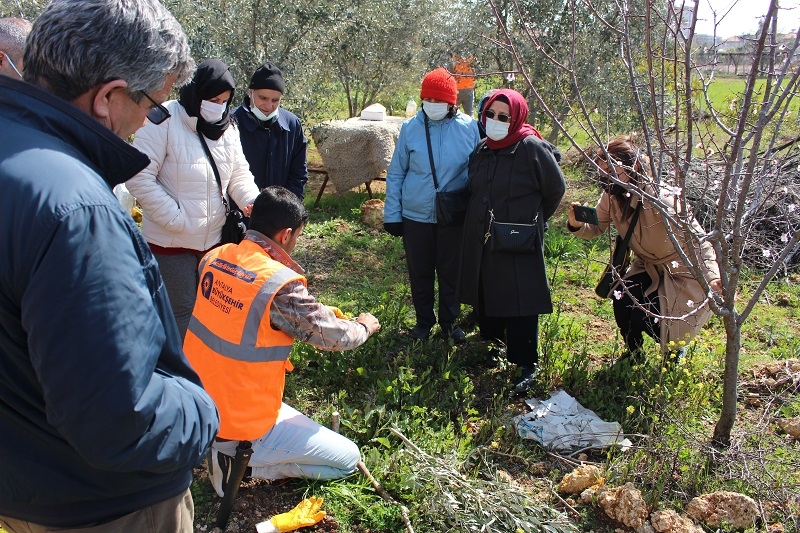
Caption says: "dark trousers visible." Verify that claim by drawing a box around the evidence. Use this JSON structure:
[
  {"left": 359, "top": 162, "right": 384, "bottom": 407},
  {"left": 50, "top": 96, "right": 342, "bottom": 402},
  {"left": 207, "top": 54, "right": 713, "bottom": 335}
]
[
  {"left": 477, "top": 280, "right": 539, "bottom": 367},
  {"left": 612, "top": 271, "right": 661, "bottom": 354},
  {"left": 402, "top": 217, "right": 462, "bottom": 330}
]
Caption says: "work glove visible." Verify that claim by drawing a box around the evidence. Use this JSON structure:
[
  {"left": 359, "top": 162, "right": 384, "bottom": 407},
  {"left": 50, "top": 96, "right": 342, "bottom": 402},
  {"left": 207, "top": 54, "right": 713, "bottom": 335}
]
[
  {"left": 327, "top": 306, "right": 350, "bottom": 319},
  {"left": 384, "top": 221, "right": 403, "bottom": 237},
  {"left": 256, "top": 497, "right": 326, "bottom": 533}
]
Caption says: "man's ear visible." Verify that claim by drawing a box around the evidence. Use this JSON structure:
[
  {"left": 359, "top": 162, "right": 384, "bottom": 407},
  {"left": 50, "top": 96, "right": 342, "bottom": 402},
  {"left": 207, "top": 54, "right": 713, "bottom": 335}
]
[
  {"left": 275, "top": 227, "right": 292, "bottom": 246},
  {"left": 92, "top": 79, "right": 129, "bottom": 119}
]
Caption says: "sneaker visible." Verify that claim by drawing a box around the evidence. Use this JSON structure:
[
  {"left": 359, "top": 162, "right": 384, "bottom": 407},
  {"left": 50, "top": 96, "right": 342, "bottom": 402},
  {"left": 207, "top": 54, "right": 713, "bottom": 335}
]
[
  {"left": 442, "top": 325, "right": 467, "bottom": 344},
  {"left": 408, "top": 324, "right": 431, "bottom": 341},
  {"left": 207, "top": 449, "right": 233, "bottom": 498},
  {"left": 513, "top": 365, "right": 539, "bottom": 394}
]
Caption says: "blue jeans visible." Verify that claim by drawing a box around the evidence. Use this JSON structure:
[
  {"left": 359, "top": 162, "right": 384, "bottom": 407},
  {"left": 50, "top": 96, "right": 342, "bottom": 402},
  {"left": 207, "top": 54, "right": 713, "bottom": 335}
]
[{"left": 213, "top": 403, "right": 360, "bottom": 480}]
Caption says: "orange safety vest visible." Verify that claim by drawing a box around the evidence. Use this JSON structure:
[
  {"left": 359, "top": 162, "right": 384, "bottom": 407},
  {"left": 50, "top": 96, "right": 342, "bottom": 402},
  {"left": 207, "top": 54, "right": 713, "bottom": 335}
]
[
  {"left": 453, "top": 57, "right": 475, "bottom": 90},
  {"left": 184, "top": 239, "right": 306, "bottom": 441}
]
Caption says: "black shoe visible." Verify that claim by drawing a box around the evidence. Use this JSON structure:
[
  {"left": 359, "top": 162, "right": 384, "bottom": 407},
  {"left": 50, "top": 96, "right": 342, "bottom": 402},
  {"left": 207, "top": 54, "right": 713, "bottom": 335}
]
[
  {"left": 442, "top": 325, "right": 467, "bottom": 344},
  {"left": 408, "top": 324, "right": 431, "bottom": 341},
  {"left": 513, "top": 366, "right": 539, "bottom": 394}
]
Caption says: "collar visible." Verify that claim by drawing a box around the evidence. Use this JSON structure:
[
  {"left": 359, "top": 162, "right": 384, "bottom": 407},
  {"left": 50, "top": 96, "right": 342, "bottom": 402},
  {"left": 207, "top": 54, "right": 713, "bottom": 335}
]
[
  {"left": 244, "top": 230, "right": 305, "bottom": 275},
  {"left": 0, "top": 76, "right": 150, "bottom": 188},
  {"left": 174, "top": 100, "right": 199, "bottom": 133}
]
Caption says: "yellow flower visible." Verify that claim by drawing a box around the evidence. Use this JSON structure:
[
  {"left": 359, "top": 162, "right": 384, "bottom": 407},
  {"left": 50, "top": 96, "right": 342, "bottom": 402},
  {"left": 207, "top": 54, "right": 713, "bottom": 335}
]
[{"left": 627, "top": 405, "right": 635, "bottom": 414}]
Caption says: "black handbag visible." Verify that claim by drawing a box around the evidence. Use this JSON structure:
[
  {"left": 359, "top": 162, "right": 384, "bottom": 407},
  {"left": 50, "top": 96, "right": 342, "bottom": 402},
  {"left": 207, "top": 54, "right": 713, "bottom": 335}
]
[
  {"left": 486, "top": 209, "right": 539, "bottom": 253},
  {"left": 221, "top": 207, "right": 246, "bottom": 245},
  {"left": 425, "top": 114, "right": 469, "bottom": 226},
  {"left": 594, "top": 204, "right": 641, "bottom": 298},
  {"left": 436, "top": 189, "right": 470, "bottom": 226},
  {"left": 481, "top": 165, "right": 541, "bottom": 253},
  {"left": 197, "top": 131, "right": 246, "bottom": 244}
]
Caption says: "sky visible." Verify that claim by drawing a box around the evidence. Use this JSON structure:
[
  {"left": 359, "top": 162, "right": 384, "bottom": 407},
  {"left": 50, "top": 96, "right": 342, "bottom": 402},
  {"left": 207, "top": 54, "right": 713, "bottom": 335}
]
[{"left": 692, "top": 0, "right": 800, "bottom": 37}]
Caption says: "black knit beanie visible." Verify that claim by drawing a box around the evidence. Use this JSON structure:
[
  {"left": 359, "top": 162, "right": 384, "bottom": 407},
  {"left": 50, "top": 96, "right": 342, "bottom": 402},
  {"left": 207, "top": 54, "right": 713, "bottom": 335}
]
[{"left": 249, "top": 62, "right": 286, "bottom": 93}]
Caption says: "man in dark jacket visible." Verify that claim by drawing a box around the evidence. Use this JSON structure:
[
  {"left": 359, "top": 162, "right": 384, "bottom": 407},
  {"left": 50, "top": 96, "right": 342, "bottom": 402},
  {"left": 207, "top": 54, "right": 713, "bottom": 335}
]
[
  {"left": 232, "top": 62, "right": 308, "bottom": 200},
  {"left": 0, "top": 1, "right": 219, "bottom": 531}
]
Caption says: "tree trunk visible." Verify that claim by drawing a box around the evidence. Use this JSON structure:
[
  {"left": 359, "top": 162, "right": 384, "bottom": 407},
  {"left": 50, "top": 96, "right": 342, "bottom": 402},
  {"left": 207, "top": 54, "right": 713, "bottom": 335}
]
[{"left": 712, "top": 313, "right": 741, "bottom": 446}]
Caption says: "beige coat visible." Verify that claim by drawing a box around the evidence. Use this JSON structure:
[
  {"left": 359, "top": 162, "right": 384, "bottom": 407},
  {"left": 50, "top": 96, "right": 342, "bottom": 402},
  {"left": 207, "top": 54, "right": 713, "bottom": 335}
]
[{"left": 571, "top": 189, "right": 720, "bottom": 350}]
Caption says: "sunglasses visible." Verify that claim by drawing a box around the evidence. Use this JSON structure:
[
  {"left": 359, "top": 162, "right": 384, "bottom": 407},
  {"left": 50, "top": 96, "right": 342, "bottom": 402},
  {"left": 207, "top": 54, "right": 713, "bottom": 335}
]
[
  {"left": 485, "top": 109, "right": 511, "bottom": 122},
  {"left": 139, "top": 90, "right": 171, "bottom": 125}
]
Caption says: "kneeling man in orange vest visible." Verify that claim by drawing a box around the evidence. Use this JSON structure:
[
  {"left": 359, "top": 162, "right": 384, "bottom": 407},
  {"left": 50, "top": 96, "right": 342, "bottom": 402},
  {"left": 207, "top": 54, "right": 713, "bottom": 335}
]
[{"left": 184, "top": 185, "right": 380, "bottom": 497}]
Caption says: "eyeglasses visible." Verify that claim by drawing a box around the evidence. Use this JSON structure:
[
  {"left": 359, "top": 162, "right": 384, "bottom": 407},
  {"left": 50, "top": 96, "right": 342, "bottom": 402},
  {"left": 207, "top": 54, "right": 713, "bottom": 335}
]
[
  {"left": 139, "top": 90, "right": 171, "bottom": 125},
  {"left": 4, "top": 54, "right": 23, "bottom": 79},
  {"left": 485, "top": 109, "right": 511, "bottom": 122}
]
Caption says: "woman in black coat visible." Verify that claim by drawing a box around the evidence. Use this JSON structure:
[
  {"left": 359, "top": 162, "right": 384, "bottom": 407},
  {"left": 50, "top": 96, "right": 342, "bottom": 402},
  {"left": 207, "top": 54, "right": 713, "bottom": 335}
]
[{"left": 459, "top": 89, "right": 566, "bottom": 393}]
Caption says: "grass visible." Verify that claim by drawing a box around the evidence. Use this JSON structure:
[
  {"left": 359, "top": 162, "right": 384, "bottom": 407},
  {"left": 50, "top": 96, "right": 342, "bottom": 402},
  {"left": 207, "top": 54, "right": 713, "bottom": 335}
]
[{"left": 184, "top": 164, "right": 800, "bottom": 532}]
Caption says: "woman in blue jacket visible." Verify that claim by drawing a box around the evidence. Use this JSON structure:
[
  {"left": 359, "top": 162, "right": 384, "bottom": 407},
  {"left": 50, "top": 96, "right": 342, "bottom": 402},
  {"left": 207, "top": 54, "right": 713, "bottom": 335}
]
[{"left": 384, "top": 68, "right": 480, "bottom": 342}]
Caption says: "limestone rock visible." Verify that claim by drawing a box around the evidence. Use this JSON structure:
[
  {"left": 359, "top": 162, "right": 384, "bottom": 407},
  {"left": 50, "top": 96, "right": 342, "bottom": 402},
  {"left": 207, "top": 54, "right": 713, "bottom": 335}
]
[
  {"left": 686, "top": 491, "right": 758, "bottom": 530},
  {"left": 650, "top": 509, "right": 703, "bottom": 533},
  {"left": 777, "top": 416, "right": 800, "bottom": 438},
  {"left": 597, "top": 482, "right": 649, "bottom": 529},
  {"left": 360, "top": 198, "right": 385, "bottom": 229},
  {"left": 557, "top": 464, "right": 604, "bottom": 494},
  {"left": 635, "top": 520, "right": 657, "bottom": 533},
  {"left": 580, "top": 484, "right": 602, "bottom": 504}
]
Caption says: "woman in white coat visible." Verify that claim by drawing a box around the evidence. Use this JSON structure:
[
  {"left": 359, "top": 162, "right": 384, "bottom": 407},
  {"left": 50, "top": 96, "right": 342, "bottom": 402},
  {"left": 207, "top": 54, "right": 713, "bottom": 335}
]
[{"left": 128, "top": 59, "right": 260, "bottom": 339}]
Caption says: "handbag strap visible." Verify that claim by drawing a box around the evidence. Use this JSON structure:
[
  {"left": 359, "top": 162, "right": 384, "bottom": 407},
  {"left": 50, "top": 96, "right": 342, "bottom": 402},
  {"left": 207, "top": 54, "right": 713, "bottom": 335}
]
[
  {"left": 423, "top": 114, "right": 440, "bottom": 191},
  {"left": 612, "top": 202, "right": 642, "bottom": 264},
  {"left": 196, "top": 130, "right": 230, "bottom": 215}
]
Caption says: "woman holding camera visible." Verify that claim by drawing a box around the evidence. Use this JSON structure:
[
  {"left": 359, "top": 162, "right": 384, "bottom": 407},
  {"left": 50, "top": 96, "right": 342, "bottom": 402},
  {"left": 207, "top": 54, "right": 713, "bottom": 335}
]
[
  {"left": 567, "top": 135, "right": 721, "bottom": 360},
  {"left": 459, "top": 89, "right": 565, "bottom": 393}
]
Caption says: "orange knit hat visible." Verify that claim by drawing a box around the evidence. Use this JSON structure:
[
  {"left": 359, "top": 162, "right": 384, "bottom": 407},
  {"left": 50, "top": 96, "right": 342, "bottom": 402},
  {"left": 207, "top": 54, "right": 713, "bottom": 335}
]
[{"left": 420, "top": 68, "right": 458, "bottom": 105}]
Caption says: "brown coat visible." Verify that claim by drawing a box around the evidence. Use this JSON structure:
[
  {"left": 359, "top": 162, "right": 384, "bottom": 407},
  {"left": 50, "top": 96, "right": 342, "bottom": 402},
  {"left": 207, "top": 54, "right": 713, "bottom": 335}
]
[{"left": 571, "top": 189, "right": 720, "bottom": 350}]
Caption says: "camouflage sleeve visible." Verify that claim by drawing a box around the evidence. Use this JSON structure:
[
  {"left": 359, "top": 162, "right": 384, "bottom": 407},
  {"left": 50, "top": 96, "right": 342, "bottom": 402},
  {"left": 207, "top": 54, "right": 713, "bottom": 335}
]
[{"left": 269, "top": 280, "right": 370, "bottom": 351}]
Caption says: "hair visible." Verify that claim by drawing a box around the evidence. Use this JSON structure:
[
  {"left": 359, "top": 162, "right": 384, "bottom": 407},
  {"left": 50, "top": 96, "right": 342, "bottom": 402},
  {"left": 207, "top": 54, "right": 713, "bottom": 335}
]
[
  {"left": 0, "top": 17, "right": 31, "bottom": 65},
  {"left": 22, "top": 0, "right": 194, "bottom": 102},
  {"left": 594, "top": 135, "right": 650, "bottom": 219},
  {"left": 249, "top": 186, "right": 309, "bottom": 239}
]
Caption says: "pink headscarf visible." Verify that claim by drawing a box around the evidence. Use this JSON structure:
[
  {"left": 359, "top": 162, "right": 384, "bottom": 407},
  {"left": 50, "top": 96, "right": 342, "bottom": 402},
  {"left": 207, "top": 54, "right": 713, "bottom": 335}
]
[{"left": 481, "top": 89, "right": 543, "bottom": 150}]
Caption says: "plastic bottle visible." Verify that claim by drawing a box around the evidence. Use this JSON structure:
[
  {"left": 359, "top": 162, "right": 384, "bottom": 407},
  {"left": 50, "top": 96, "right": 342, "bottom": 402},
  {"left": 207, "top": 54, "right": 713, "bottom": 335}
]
[{"left": 405, "top": 98, "right": 417, "bottom": 117}]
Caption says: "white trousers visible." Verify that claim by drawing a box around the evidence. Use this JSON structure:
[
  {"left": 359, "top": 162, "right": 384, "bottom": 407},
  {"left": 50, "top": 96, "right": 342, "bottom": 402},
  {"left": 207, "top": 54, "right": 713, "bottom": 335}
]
[{"left": 213, "top": 403, "right": 360, "bottom": 480}]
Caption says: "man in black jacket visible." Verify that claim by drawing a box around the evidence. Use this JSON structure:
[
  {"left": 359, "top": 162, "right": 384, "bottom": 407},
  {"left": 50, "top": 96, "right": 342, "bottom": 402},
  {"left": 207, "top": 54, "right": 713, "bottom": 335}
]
[
  {"left": 233, "top": 62, "right": 308, "bottom": 200},
  {"left": 0, "top": 1, "right": 219, "bottom": 531}
]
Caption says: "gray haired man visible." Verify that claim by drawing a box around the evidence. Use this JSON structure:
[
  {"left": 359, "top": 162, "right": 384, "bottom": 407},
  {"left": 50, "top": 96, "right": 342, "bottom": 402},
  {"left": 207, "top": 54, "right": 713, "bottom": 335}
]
[
  {"left": 0, "top": 17, "right": 31, "bottom": 78},
  {"left": 0, "top": 1, "right": 219, "bottom": 532}
]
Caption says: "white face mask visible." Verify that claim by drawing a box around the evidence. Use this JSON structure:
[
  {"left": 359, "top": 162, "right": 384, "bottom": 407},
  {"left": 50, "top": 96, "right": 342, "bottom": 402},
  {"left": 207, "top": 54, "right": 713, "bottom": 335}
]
[
  {"left": 251, "top": 104, "right": 279, "bottom": 122},
  {"left": 200, "top": 100, "right": 227, "bottom": 123},
  {"left": 423, "top": 101, "right": 449, "bottom": 121},
  {"left": 485, "top": 118, "right": 510, "bottom": 141}
]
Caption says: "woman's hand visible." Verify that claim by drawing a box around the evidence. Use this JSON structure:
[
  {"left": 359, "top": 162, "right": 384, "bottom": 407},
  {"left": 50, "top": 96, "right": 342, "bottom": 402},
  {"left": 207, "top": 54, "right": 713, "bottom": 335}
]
[
  {"left": 566, "top": 203, "right": 582, "bottom": 231},
  {"left": 709, "top": 278, "right": 723, "bottom": 294},
  {"left": 242, "top": 203, "right": 253, "bottom": 217}
]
